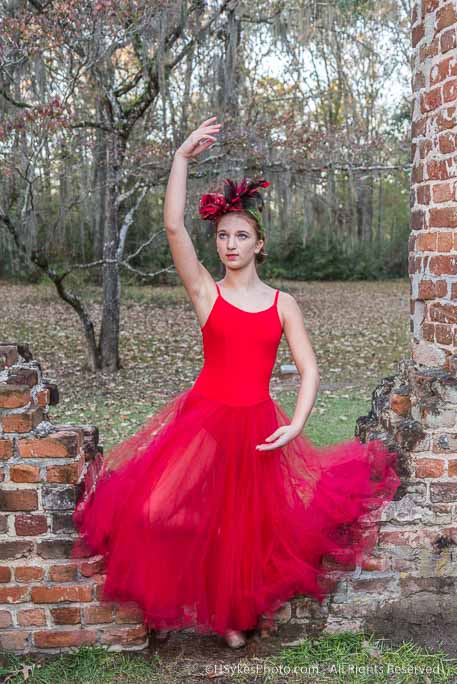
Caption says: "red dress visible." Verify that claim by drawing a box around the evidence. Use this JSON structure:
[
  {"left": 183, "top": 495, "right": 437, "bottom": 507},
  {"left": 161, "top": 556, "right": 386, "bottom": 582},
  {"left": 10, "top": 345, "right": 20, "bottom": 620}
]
[{"left": 72, "top": 281, "right": 401, "bottom": 635}]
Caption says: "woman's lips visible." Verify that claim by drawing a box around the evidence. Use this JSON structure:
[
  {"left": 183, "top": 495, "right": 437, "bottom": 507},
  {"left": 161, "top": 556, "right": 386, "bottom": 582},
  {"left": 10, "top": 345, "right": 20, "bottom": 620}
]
[{"left": 227, "top": 255, "right": 238, "bottom": 258}]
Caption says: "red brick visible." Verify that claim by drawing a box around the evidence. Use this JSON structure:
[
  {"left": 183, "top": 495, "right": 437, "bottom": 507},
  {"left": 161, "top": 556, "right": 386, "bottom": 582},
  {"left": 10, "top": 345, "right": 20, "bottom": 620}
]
[
  {"left": 83, "top": 604, "right": 115, "bottom": 624},
  {"left": 429, "top": 255, "right": 457, "bottom": 275},
  {"left": 79, "top": 557, "right": 105, "bottom": 577},
  {"left": 438, "top": 130, "right": 457, "bottom": 153},
  {"left": 0, "top": 609, "right": 13, "bottom": 628},
  {"left": 443, "top": 77, "right": 457, "bottom": 103},
  {"left": 2, "top": 407, "right": 43, "bottom": 433},
  {"left": 430, "top": 302, "right": 457, "bottom": 323},
  {"left": 427, "top": 159, "right": 450, "bottom": 181},
  {"left": 411, "top": 209, "right": 427, "bottom": 230},
  {"left": 437, "top": 230, "right": 454, "bottom": 251},
  {"left": 435, "top": 323, "right": 453, "bottom": 344},
  {"left": 432, "top": 182, "right": 456, "bottom": 203},
  {"left": 0, "top": 566, "right": 12, "bottom": 582},
  {"left": 441, "top": 27, "right": 457, "bottom": 53},
  {"left": 436, "top": 105, "right": 457, "bottom": 130},
  {"left": 0, "top": 586, "right": 30, "bottom": 603},
  {"left": 115, "top": 603, "right": 144, "bottom": 623},
  {"left": 0, "top": 541, "right": 34, "bottom": 560},
  {"left": 31, "top": 584, "right": 93, "bottom": 603},
  {"left": 9, "top": 464, "right": 40, "bottom": 483},
  {"left": 99, "top": 624, "right": 147, "bottom": 645},
  {"left": 420, "top": 86, "right": 442, "bottom": 113},
  {"left": 415, "top": 457, "right": 445, "bottom": 477},
  {"left": 430, "top": 56, "right": 453, "bottom": 85},
  {"left": 0, "top": 631, "right": 29, "bottom": 650},
  {"left": 0, "top": 489, "right": 38, "bottom": 512},
  {"left": 412, "top": 22, "right": 425, "bottom": 48},
  {"left": 50, "top": 606, "right": 81, "bottom": 625},
  {"left": 416, "top": 232, "right": 437, "bottom": 250},
  {"left": 37, "top": 388, "right": 50, "bottom": 408},
  {"left": 46, "top": 459, "right": 84, "bottom": 484},
  {"left": 18, "top": 431, "right": 82, "bottom": 458},
  {"left": 33, "top": 629, "right": 97, "bottom": 648},
  {"left": 15, "top": 566, "right": 44, "bottom": 582},
  {"left": 18, "top": 608, "right": 47, "bottom": 626},
  {"left": 0, "top": 439, "right": 13, "bottom": 460},
  {"left": 15, "top": 514, "right": 48, "bottom": 536},
  {"left": 436, "top": 3, "right": 457, "bottom": 33},
  {"left": 49, "top": 564, "right": 78, "bottom": 582},
  {"left": 0, "top": 385, "right": 31, "bottom": 409}
]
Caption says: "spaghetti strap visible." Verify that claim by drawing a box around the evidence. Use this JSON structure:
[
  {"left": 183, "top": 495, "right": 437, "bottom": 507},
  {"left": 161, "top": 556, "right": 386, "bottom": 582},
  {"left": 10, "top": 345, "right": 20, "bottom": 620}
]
[
  {"left": 274, "top": 289, "right": 279, "bottom": 305},
  {"left": 215, "top": 282, "right": 221, "bottom": 296}
]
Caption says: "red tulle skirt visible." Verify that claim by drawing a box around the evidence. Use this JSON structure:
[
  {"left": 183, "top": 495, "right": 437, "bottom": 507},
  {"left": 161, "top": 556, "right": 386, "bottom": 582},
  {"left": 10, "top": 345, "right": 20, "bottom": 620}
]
[{"left": 71, "top": 388, "right": 401, "bottom": 636}]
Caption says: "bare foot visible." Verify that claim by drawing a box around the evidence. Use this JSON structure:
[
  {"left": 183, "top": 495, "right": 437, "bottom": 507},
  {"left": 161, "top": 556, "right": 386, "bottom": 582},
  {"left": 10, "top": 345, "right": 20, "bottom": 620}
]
[{"left": 224, "top": 629, "right": 247, "bottom": 648}]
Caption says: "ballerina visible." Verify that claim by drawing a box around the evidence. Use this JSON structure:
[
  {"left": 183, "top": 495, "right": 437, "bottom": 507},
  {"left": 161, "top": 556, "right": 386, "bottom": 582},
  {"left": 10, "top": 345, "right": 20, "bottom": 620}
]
[{"left": 71, "top": 115, "right": 401, "bottom": 650}]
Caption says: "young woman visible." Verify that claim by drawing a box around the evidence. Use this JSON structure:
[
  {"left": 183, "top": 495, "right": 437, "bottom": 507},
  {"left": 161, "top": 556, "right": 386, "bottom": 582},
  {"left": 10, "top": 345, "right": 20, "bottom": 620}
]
[{"left": 72, "top": 116, "right": 401, "bottom": 650}]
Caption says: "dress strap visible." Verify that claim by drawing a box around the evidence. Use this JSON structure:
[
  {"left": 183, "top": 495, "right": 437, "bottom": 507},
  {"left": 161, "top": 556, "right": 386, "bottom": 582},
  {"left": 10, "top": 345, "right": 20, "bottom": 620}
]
[
  {"left": 215, "top": 282, "right": 221, "bottom": 296},
  {"left": 274, "top": 289, "right": 279, "bottom": 306}
]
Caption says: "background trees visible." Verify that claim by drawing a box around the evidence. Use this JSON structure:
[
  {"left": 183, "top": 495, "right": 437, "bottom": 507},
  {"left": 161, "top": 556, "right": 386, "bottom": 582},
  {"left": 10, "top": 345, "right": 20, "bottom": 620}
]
[{"left": 0, "top": 0, "right": 411, "bottom": 369}]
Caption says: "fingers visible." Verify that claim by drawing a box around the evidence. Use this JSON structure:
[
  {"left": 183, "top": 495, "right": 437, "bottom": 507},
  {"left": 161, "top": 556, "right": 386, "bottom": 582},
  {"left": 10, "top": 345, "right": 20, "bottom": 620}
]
[{"left": 200, "top": 116, "right": 218, "bottom": 126}]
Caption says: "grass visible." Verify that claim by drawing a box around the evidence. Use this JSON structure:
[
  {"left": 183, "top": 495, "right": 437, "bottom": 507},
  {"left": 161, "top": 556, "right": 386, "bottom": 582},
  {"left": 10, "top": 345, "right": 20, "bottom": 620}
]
[
  {"left": 0, "top": 646, "right": 160, "bottom": 683},
  {"left": 239, "top": 631, "right": 457, "bottom": 683},
  {"left": 1, "top": 632, "right": 456, "bottom": 683},
  {"left": 278, "top": 386, "right": 377, "bottom": 447}
]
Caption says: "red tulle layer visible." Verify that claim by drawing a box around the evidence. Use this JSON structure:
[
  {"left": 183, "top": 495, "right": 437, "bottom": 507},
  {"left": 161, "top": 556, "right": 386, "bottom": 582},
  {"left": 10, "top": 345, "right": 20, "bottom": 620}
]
[{"left": 71, "top": 388, "right": 401, "bottom": 636}]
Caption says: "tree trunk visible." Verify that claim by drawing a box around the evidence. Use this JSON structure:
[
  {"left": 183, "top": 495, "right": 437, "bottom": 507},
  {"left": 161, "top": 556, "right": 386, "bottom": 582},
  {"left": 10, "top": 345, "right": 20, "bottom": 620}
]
[{"left": 98, "top": 130, "right": 127, "bottom": 372}]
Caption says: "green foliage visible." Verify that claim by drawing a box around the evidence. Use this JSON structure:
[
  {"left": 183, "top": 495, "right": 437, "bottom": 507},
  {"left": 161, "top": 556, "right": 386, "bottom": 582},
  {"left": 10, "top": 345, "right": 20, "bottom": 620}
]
[{"left": 261, "top": 228, "right": 408, "bottom": 281}]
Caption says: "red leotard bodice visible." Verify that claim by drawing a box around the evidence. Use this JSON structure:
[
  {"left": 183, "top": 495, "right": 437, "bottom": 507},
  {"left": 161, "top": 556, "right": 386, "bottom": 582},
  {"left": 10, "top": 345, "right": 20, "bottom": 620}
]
[{"left": 191, "top": 282, "right": 283, "bottom": 406}]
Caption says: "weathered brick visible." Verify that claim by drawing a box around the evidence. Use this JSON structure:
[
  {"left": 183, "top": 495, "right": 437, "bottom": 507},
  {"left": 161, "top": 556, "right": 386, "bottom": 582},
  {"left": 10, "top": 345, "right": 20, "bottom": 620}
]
[
  {"left": 31, "top": 584, "right": 93, "bottom": 603},
  {"left": 0, "top": 586, "right": 30, "bottom": 603},
  {"left": 99, "top": 624, "right": 148, "bottom": 645},
  {"left": 0, "top": 609, "right": 13, "bottom": 628},
  {"left": 46, "top": 458, "right": 84, "bottom": 484},
  {"left": 0, "top": 489, "right": 38, "bottom": 512},
  {"left": 10, "top": 464, "right": 41, "bottom": 483},
  {"left": 0, "top": 439, "right": 14, "bottom": 460},
  {"left": 17, "top": 608, "right": 47, "bottom": 626},
  {"left": 50, "top": 606, "right": 81, "bottom": 625},
  {"left": 0, "top": 566, "right": 12, "bottom": 582},
  {"left": 33, "top": 628, "right": 97, "bottom": 648},
  {"left": 0, "top": 385, "right": 32, "bottom": 409},
  {"left": 0, "top": 631, "right": 29, "bottom": 650},
  {"left": 83, "top": 604, "right": 115, "bottom": 624},
  {"left": 2, "top": 407, "right": 44, "bottom": 433},
  {"left": 18, "top": 431, "right": 82, "bottom": 459},
  {"left": 115, "top": 603, "right": 144, "bottom": 624},
  {"left": 15, "top": 514, "right": 48, "bottom": 536},
  {"left": 36, "top": 539, "right": 75, "bottom": 559},
  {"left": 15, "top": 566, "right": 44, "bottom": 582},
  {"left": 0, "top": 541, "right": 34, "bottom": 560},
  {"left": 42, "top": 485, "right": 76, "bottom": 511},
  {"left": 49, "top": 563, "right": 78, "bottom": 582}
]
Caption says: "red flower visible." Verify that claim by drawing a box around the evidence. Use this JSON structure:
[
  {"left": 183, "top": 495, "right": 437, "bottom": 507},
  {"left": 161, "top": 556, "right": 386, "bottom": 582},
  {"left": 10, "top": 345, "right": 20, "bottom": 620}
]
[
  {"left": 199, "top": 193, "right": 227, "bottom": 219},
  {"left": 199, "top": 177, "right": 270, "bottom": 221}
]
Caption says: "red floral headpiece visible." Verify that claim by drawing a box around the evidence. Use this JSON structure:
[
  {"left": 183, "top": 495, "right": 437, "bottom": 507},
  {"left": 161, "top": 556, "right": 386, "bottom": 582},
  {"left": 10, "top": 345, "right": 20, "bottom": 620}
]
[{"left": 199, "top": 177, "right": 270, "bottom": 240}]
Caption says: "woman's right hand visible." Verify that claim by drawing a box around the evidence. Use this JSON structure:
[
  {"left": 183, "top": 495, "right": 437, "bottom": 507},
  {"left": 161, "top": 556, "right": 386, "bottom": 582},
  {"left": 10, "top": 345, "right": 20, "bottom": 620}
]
[{"left": 177, "top": 116, "right": 221, "bottom": 160}]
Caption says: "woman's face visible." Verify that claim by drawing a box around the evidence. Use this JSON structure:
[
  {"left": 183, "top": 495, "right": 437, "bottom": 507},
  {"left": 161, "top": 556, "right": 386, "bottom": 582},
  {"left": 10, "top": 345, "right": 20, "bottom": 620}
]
[{"left": 215, "top": 213, "right": 264, "bottom": 268}]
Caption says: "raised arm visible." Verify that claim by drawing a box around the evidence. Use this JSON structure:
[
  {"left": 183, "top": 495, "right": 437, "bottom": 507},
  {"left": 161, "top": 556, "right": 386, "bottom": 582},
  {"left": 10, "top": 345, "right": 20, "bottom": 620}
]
[{"left": 163, "top": 117, "right": 221, "bottom": 301}]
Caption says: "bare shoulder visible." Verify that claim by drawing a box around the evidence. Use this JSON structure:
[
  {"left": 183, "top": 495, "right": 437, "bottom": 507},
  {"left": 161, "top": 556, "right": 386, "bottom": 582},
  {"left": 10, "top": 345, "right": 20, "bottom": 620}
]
[{"left": 277, "top": 290, "right": 303, "bottom": 330}]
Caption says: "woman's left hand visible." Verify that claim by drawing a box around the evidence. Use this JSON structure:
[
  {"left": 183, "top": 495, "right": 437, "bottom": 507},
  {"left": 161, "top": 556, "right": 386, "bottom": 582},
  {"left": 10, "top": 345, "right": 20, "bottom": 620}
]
[{"left": 256, "top": 424, "right": 303, "bottom": 451}]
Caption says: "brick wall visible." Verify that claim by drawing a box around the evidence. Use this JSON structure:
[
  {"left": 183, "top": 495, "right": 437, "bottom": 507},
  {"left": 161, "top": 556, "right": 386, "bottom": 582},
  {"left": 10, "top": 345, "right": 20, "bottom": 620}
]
[
  {"left": 410, "top": 0, "right": 457, "bottom": 364},
  {"left": 0, "top": 344, "right": 148, "bottom": 653}
]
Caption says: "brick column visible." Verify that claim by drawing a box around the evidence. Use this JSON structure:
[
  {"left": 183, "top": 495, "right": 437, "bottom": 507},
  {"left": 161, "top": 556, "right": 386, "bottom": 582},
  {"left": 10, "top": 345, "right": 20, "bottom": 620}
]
[
  {"left": 410, "top": 0, "right": 457, "bottom": 364},
  {"left": 0, "top": 344, "right": 148, "bottom": 653}
]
